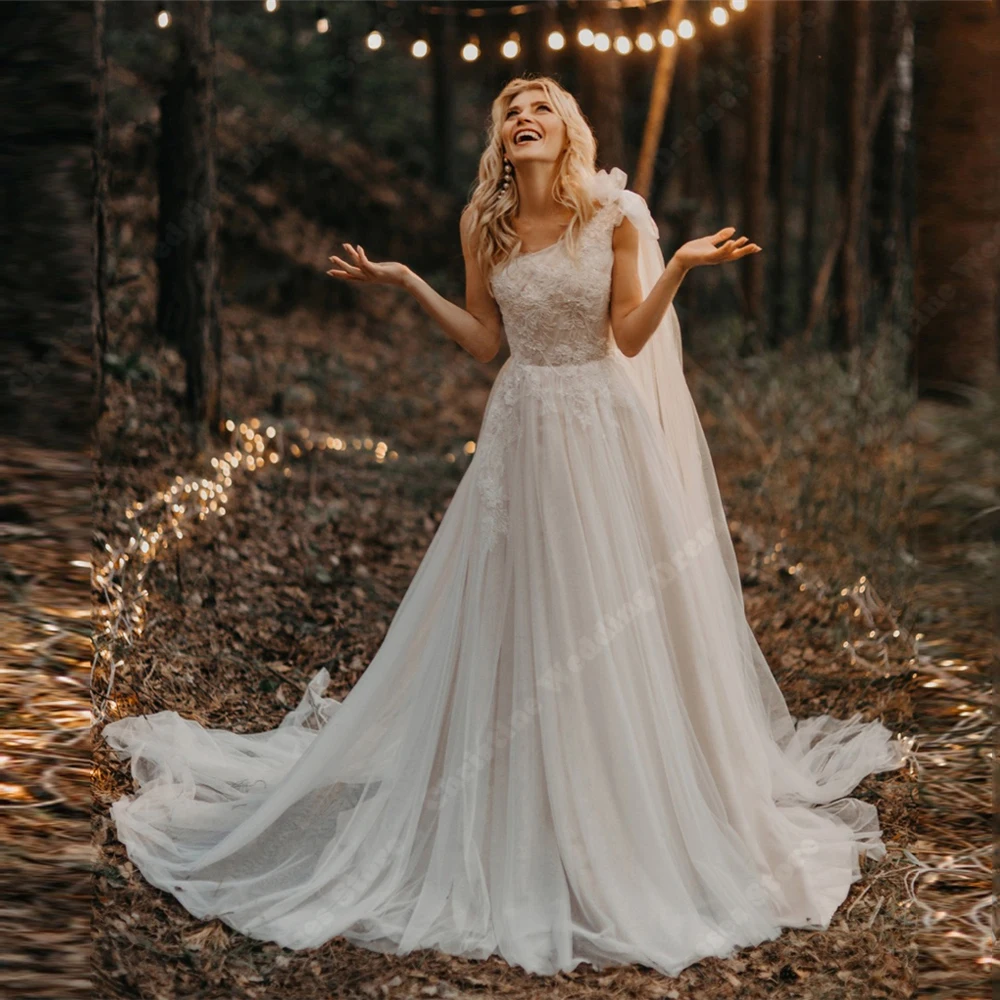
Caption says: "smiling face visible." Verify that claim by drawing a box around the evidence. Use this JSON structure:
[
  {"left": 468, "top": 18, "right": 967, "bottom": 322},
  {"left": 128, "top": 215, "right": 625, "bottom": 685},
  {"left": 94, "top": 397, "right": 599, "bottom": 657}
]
[{"left": 500, "top": 86, "right": 568, "bottom": 168}]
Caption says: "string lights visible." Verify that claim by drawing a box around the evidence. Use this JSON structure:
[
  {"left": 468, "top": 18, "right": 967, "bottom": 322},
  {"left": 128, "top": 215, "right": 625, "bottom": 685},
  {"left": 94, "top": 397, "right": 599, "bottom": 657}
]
[
  {"left": 461, "top": 35, "right": 481, "bottom": 61},
  {"left": 151, "top": 0, "right": 748, "bottom": 56},
  {"left": 93, "top": 420, "right": 918, "bottom": 736},
  {"left": 92, "top": 422, "right": 984, "bottom": 969},
  {"left": 637, "top": 31, "right": 656, "bottom": 53},
  {"left": 749, "top": 528, "right": 988, "bottom": 979},
  {"left": 90, "top": 420, "right": 475, "bottom": 724}
]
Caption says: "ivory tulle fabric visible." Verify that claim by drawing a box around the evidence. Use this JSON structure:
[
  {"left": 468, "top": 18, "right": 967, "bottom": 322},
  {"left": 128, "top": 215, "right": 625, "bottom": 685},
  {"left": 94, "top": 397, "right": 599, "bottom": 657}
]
[{"left": 103, "top": 168, "right": 904, "bottom": 977}]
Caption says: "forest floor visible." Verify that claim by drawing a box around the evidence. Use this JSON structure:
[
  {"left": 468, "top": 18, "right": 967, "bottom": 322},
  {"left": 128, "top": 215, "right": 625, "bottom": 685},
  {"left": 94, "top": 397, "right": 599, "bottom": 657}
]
[
  {"left": 81, "top": 260, "right": 996, "bottom": 999},
  {"left": 79, "top": 82, "right": 992, "bottom": 1000}
]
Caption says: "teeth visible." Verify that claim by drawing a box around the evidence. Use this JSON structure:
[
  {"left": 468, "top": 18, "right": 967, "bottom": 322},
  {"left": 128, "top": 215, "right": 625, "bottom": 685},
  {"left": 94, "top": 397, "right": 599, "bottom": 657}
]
[{"left": 515, "top": 129, "right": 541, "bottom": 144}]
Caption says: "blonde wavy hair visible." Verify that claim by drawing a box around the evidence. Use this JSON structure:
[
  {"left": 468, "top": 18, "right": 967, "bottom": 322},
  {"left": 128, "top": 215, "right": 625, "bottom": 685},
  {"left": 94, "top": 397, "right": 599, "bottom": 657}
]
[{"left": 465, "top": 76, "right": 599, "bottom": 280}]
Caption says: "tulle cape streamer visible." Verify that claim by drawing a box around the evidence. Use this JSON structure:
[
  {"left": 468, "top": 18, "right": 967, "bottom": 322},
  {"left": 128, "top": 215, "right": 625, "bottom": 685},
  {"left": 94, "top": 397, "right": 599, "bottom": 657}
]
[{"left": 589, "top": 167, "right": 899, "bottom": 767}]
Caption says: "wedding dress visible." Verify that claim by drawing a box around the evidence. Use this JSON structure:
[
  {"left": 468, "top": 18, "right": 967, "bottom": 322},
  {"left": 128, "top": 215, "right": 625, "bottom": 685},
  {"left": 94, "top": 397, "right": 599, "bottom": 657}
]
[{"left": 103, "top": 168, "right": 903, "bottom": 978}]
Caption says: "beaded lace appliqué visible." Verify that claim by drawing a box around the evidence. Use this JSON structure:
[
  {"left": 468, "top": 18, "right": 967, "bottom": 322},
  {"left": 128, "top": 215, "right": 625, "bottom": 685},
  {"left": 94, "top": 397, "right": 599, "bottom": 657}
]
[{"left": 474, "top": 181, "right": 643, "bottom": 551}]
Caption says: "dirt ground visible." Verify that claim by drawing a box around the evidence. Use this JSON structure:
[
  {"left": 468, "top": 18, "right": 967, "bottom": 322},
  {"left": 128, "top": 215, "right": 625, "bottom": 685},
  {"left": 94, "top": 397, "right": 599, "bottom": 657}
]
[{"left": 83, "top": 282, "right": 945, "bottom": 1000}]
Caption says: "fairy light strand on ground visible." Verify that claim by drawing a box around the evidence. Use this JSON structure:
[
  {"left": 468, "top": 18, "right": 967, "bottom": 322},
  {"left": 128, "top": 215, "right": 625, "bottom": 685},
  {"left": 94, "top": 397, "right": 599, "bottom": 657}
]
[
  {"left": 90, "top": 419, "right": 475, "bottom": 724},
  {"left": 91, "top": 434, "right": 989, "bottom": 972},
  {"left": 745, "top": 527, "right": 991, "bottom": 973}
]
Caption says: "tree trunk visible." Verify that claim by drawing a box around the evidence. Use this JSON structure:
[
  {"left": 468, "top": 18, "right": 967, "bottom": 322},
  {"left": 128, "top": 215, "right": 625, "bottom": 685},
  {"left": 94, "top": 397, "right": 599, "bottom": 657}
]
[
  {"left": 634, "top": 0, "right": 687, "bottom": 200},
  {"left": 741, "top": 0, "right": 775, "bottom": 350},
  {"left": 521, "top": 5, "right": 561, "bottom": 78},
  {"left": 156, "top": 0, "right": 221, "bottom": 448},
  {"left": 92, "top": 0, "right": 108, "bottom": 419},
  {"left": 652, "top": 28, "right": 706, "bottom": 325},
  {"left": 0, "top": 1, "right": 94, "bottom": 447},
  {"left": 771, "top": 0, "right": 801, "bottom": 344},
  {"left": 576, "top": 5, "right": 626, "bottom": 171},
  {"left": 429, "top": 13, "right": 455, "bottom": 189},
  {"left": 871, "top": 1, "right": 914, "bottom": 335},
  {"left": 800, "top": 0, "right": 832, "bottom": 336},
  {"left": 913, "top": 1, "right": 1000, "bottom": 395},
  {"left": 834, "top": 0, "right": 871, "bottom": 353},
  {"left": 535, "top": 2, "right": 561, "bottom": 78},
  {"left": 885, "top": 1, "right": 914, "bottom": 332}
]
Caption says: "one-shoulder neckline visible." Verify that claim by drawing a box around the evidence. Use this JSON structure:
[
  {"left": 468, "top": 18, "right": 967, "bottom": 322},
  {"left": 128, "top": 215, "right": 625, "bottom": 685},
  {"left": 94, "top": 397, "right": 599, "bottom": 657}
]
[{"left": 512, "top": 199, "right": 615, "bottom": 261}]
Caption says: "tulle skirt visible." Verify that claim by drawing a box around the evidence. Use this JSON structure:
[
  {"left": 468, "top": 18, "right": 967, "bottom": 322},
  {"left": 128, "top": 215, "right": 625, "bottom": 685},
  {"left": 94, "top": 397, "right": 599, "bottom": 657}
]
[{"left": 103, "top": 352, "right": 903, "bottom": 977}]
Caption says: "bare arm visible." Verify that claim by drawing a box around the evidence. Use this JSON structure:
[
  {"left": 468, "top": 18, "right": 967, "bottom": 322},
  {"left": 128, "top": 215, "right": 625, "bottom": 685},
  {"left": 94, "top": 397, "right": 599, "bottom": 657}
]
[
  {"left": 609, "top": 220, "right": 761, "bottom": 358},
  {"left": 327, "top": 207, "right": 503, "bottom": 364}
]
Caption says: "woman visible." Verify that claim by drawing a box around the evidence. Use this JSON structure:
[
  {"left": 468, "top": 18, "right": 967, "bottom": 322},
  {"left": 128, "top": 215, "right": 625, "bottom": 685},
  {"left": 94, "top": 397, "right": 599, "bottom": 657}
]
[{"left": 104, "top": 77, "right": 903, "bottom": 978}]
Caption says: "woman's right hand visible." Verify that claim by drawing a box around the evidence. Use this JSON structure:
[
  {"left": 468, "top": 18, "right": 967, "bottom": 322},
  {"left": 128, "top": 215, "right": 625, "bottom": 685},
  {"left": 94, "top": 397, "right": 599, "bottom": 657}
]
[{"left": 327, "top": 243, "right": 411, "bottom": 288}]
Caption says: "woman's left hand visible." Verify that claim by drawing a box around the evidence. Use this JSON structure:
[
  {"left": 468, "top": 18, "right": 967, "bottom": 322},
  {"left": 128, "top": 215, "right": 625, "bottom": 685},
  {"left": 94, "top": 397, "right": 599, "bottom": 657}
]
[{"left": 672, "top": 228, "right": 761, "bottom": 272}]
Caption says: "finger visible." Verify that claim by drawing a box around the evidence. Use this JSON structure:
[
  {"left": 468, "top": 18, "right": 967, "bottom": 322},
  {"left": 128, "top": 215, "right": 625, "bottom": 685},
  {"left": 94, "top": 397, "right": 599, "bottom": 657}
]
[
  {"left": 329, "top": 255, "right": 363, "bottom": 276},
  {"left": 713, "top": 240, "right": 736, "bottom": 258},
  {"left": 326, "top": 268, "right": 359, "bottom": 281},
  {"left": 343, "top": 243, "right": 361, "bottom": 262},
  {"left": 356, "top": 245, "right": 380, "bottom": 276},
  {"left": 732, "top": 236, "right": 749, "bottom": 248},
  {"left": 712, "top": 227, "right": 737, "bottom": 245},
  {"left": 732, "top": 244, "right": 761, "bottom": 259},
  {"left": 352, "top": 251, "right": 373, "bottom": 278}
]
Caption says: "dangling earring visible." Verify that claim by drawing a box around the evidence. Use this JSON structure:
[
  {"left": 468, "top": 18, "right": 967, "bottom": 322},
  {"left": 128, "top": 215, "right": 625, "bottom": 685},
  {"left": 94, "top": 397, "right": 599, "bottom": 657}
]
[{"left": 500, "top": 154, "right": 513, "bottom": 192}]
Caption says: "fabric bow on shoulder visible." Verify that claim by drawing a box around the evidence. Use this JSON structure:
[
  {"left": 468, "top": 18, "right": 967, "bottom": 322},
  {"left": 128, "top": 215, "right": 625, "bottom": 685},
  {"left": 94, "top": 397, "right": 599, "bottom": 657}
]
[{"left": 587, "top": 167, "right": 660, "bottom": 242}]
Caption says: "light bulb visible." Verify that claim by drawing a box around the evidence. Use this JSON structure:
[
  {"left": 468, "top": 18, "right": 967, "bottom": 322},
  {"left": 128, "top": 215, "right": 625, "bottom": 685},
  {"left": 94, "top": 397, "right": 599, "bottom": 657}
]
[
  {"left": 316, "top": 16, "right": 329, "bottom": 34},
  {"left": 547, "top": 30, "right": 565, "bottom": 51},
  {"left": 731, "top": 0, "right": 747, "bottom": 11},
  {"left": 577, "top": 27, "right": 594, "bottom": 46},
  {"left": 637, "top": 31, "right": 655, "bottom": 52},
  {"left": 711, "top": 6, "right": 729, "bottom": 26},
  {"left": 366, "top": 30, "right": 384, "bottom": 51},
  {"left": 411, "top": 39, "right": 429, "bottom": 58},
  {"left": 678, "top": 18, "right": 695, "bottom": 39},
  {"left": 594, "top": 31, "right": 610, "bottom": 52},
  {"left": 659, "top": 28, "right": 676, "bottom": 47},
  {"left": 614, "top": 35, "right": 632, "bottom": 55},
  {"left": 501, "top": 33, "right": 520, "bottom": 59},
  {"left": 264, "top": 0, "right": 278, "bottom": 11},
  {"left": 156, "top": 7, "right": 170, "bottom": 28},
  {"left": 462, "top": 38, "right": 480, "bottom": 62}
]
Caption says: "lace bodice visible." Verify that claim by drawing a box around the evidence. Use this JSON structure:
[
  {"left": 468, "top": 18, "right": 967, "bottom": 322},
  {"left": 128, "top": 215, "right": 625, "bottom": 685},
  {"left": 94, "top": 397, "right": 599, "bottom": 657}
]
[
  {"left": 474, "top": 178, "right": 642, "bottom": 551},
  {"left": 489, "top": 198, "right": 625, "bottom": 366}
]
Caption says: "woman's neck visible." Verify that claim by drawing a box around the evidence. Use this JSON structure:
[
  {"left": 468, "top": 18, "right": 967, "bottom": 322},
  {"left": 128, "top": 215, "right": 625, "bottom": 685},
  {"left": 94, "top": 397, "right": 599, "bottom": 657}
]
[{"left": 513, "top": 161, "right": 563, "bottom": 220}]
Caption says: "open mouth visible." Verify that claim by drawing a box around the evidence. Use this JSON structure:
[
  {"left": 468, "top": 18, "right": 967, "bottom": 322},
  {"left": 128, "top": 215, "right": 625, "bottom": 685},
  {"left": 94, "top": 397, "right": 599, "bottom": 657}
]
[{"left": 513, "top": 128, "right": 542, "bottom": 146}]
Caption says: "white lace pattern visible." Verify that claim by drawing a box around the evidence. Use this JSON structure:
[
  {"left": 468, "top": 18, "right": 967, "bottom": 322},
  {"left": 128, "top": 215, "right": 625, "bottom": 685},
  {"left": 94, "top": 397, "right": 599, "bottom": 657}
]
[{"left": 476, "top": 177, "right": 638, "bottom": 550}]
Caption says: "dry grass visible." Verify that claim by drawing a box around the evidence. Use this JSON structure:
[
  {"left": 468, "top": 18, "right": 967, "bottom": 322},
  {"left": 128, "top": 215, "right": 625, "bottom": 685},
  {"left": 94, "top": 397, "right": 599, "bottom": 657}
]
[{"left": 80, "top": 294, "right": 947, "bottom": 999}]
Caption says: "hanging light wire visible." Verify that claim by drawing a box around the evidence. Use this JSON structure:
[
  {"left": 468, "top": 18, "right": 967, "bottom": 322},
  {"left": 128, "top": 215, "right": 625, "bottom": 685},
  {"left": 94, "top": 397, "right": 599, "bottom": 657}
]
[{"left": 153, "top": 0, "right": 743, "bottom": 54}]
